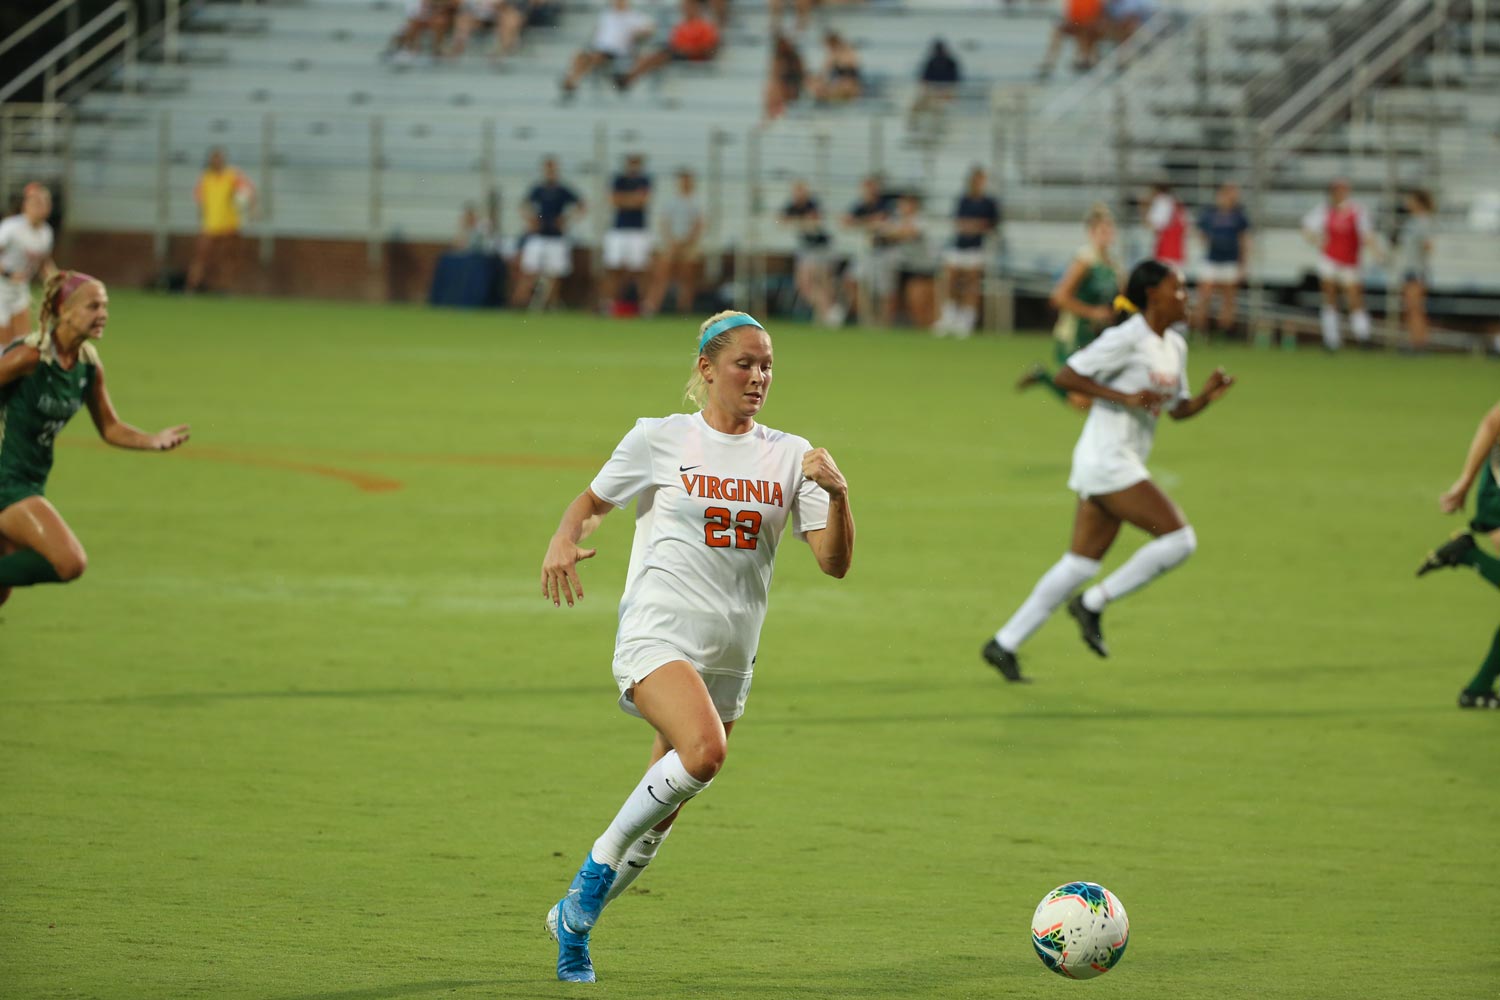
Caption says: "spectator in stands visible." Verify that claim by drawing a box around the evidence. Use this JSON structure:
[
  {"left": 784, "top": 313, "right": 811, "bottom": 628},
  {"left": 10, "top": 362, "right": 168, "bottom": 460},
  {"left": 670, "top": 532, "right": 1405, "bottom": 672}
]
[
  {"left": 1302, "top": 178, "right": 1377, "bottom": 351},
  {"left": 879, "top": 191, "right": 930, "bottom": 327},
  {"left": 779, "top": 180, "right": 841, "bottom": 326},
  {"left": 1105, "top": 0, "right": 1154, "bottom": 43},
  {"left": 511, "top": 157, "right": 585, "bottom": 310},
  {"left": 1037, "top": 0, "right": 1104, "bottom": 78},
  {"left": 933, "top": 166, "right": 1000, "bottom": 338},
  {"left": 188, "top": 147, "right": 255, "bottom": 294},
  {"left": 617, "top": 0, "right": 720, "bottom": 90},
  {"left": 763, "top": 32, "right": 805, "bottom": 123},
  {"left": 559, "top": 0, "right": 655, "bottom": 101},
  {"left": 643, "top": 168, "right": 704, "bottom": 316},
  {"left": 769, "top": 0, "right": 817, "bottom": 34},
  {"left": 600, "top": 154, "right": 653, "bottom": 315},
  {"left": 385, "top": 0, "right": 458, "bottom": 63},
  {"left": 445, "top": 0, "right": 499, "bottom": 58},
  {"left": 1193, "top": 181, "right": 1251, "bottom": 338},
  {"left": 1144, "top": 181, "right": 1186, "bottom": 271},
  {"left": 810, "top": 31, "right": 863, "bottom": 104},
  {"left": 910, "top": 38, "right": 961, "bottom": 121},
  {"left": 455, "top": 201, "right": 498, "bottom": 252},
  {"left": 1397, "top": 188, "right": 1435, "bottom": 352},
  {"left": 842, "top": 174, "right": 896, "bottom": 326}
]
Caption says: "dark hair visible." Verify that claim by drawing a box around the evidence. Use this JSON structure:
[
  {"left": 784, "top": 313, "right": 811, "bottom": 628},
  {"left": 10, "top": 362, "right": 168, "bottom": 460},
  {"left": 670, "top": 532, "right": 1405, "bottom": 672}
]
[
  {"left": 1407, "top": 188, "right": 1434, "bottom": 212},
  {"left": 1116, "top": 259, "right": 1173, "bottom": 324}
]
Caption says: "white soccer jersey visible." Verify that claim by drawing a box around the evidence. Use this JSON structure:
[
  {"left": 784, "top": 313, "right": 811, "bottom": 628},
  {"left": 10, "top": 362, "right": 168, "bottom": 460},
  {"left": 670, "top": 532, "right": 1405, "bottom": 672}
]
[
  {"left": 590, "top": 411, "right": 831, "bottom": 678},
  {"left": 0, "top": 214, "right": 54, "bottom": 282},
  {"left": 1064, "top": 314, "right": 1191, "bottom": 498}
]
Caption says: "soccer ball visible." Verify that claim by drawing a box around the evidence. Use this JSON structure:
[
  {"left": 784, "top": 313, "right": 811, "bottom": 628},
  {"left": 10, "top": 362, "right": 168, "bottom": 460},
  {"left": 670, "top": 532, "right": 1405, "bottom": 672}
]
[{"left": 1030, "top": 882, "right": 1130, "bottom": 980}]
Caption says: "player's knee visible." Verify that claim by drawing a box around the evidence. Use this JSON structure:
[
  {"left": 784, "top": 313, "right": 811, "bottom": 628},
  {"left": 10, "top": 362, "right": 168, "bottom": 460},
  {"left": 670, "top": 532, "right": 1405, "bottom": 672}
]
[
  {"left": 54, "top": 548, "right": 87, "bottom": 581},
  {"left": 679, "top": 730, "right": 728, "bottom": 782},
  {"left": 1170, "top": 525, "right": 1198, "bottom": 561}
]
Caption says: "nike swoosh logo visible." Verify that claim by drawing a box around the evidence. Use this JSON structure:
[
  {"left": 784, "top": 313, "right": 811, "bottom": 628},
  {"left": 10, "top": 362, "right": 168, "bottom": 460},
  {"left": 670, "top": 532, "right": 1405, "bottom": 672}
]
[
  {"left": 679, "top": 464, "right": 701, "bottom": 472},
  {"left": 647, "top": 784, "right": 669, "bottom": 805}
]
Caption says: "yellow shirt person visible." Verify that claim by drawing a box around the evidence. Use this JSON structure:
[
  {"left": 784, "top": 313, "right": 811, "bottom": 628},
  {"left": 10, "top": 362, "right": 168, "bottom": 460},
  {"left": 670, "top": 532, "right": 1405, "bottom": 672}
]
[{"left": 188, "top": 148, "right": 255, "bottom": 292}]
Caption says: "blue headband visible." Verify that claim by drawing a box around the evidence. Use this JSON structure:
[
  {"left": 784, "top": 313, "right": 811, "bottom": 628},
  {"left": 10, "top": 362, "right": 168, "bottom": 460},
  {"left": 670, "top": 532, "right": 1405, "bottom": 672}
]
[{"left": 698, "top": 314, "right": 763, "bottom": 354}]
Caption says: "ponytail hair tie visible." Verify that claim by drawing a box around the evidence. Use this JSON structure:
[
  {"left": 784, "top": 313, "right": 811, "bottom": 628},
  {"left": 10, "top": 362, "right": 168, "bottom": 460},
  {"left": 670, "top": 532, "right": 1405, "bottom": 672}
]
[
  {"left": 1113, "top": 295, "right": 1138, "bottom": 315},
  {"left": 58, "top": 271, "right": 98, "bottom": 305}
]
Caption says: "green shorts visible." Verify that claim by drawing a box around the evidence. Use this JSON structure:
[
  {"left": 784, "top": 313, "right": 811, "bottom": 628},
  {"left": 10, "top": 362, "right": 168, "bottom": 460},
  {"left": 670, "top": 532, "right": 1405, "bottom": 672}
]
[
  {"left": 0, "top": 479, "right": 44, "bottom": 513},
  {"left": 1472, "top": 464, "right": 1500, "bottom": 534}
]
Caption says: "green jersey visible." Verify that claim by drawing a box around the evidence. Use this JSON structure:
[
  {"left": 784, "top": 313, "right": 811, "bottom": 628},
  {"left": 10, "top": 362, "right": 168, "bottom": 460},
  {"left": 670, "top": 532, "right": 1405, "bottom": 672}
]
[
  {"left": 1053, "top": 244, "right": 1119, "bottom": 355},
  {"left": 0, "top": 330, "right": 99, "bottom": 509}
]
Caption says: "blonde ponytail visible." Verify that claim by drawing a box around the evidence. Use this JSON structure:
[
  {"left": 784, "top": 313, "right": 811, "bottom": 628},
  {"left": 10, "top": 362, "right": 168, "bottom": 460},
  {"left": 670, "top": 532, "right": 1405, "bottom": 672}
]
[{"left": 38, "top": 271, "right": 71, "bottom": 334}]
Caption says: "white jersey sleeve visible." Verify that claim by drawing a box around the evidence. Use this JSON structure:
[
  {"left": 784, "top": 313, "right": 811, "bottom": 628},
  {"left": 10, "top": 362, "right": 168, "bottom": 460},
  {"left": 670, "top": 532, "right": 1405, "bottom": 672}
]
[
  {"left": 1301, "top": 203, "right": 1327, "bottom": 238},
  {"left": 1066, "top": 320, "right": 1140, "bottom": 381},
  {"left": 590, "top": 420, "right": 655, "bottom": 508},
  {"left": 790, "top": 449, "right": 831, "bottom": 541},
  {"left": 1146, "top": 194, "right": 1174, "bottom": 232}
]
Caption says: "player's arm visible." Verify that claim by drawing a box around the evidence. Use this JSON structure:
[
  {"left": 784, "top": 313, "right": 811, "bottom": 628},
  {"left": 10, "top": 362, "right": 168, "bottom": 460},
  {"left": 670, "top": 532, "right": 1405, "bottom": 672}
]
[
  {"left": 1049, "top": 259, "right": 1109, "bottom": 324},
  {"left": 0, "top": 343, "right": 41, "bottom": 387},
  {"left": 84, "top": 363, "right": 190, "bottom": 450},
  {"left": 1440, "top": 403, "right": 1500, "bottom": 514},
  {"left": 801, "top": 448, "right": 853, "bottom": 579},
  {"left": 1053, "top": 365, "right": 1164, "bottom": 412},
  {"left": 1168, "top": 368, "right": 1235, "bottom": 421},
  {"left": 541, "top": 487, "right": 613, "bottom": 607}
]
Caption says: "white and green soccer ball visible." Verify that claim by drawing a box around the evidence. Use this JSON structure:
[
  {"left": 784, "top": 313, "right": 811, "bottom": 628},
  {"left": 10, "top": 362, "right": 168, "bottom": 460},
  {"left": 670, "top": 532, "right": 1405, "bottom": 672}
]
[{"left": 1030, "top": 882, "right": 1130, "bottom": 980}]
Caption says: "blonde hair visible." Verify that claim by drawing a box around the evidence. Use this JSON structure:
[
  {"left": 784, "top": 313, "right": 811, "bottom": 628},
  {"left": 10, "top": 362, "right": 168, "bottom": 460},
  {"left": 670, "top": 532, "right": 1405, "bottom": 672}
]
[
  {"left": 684, "top": 310, "right": 758, "bottom": 410},
  {"left": 38, "top": 271, "right": 74, "bottom": 334},
  {"left": 1085, "top": 202, "right": 1118, "bottom": 269}
]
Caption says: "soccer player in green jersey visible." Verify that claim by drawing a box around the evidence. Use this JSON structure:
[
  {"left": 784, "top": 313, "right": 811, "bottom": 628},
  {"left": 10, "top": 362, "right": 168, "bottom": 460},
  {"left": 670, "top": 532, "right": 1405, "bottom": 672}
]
[
  {"left": 1018, "top": 204, "right": 1121, "bottom": 409},
  {"left": 1416, "top": 401, "right": 1500, "bottom": 708},
  {"left": 0, "top": 271, "right": 190, "bottom": 608}
]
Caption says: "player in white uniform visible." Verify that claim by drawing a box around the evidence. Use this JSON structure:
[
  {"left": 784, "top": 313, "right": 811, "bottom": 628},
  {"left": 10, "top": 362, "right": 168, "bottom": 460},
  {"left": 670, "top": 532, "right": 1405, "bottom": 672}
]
[
  {"left": 538, "top": 310, "right": 855, "bottom": 983},
  {"left": 982, "top": 261, "right": 1235, "bottom": 682},
  {"left": 0, "top": 184, "right": 57, "bottom": 344}
]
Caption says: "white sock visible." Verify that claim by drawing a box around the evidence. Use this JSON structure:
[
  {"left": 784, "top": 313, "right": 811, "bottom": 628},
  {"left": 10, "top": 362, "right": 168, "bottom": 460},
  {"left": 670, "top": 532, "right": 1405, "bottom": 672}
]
[
  {"left": 1319, "top": 306, "right": 1341, "bottom": 350},
  {"left": 603, "top": 824, "right": 672, "bottom": 905},
  {"left": 995, "top": 552, "right": 1101, "bottom": 651},
  {"left": 934, "top": 301, "right": 956, "bottom": 331},
  {"left": 1350, "top": 309, "right": 1371, "bottom": 342},
  {"left": 591, "top": 750, "right": 708, "bottom": 869},
  {"left": 1081, "top": 526, "right": 1197, "bottom": 610},
  {"left": 958, "top": 305, "right": 977, "bottom": 333}
]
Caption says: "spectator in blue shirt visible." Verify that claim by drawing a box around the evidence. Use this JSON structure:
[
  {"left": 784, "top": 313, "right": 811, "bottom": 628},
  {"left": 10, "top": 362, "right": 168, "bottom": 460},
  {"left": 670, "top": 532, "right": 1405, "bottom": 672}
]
[
  {"left": 511, "top": 156, "right": 585, "bottom": 309},
  {"left": 933, "top": 166, "right": 1000, "bottom": 337},
  {"left": 600, "top": 153, "right": 653, "bottom": 315},
  {"left": 1193, "top": 182, "right": 1251, "bottom": 336}
]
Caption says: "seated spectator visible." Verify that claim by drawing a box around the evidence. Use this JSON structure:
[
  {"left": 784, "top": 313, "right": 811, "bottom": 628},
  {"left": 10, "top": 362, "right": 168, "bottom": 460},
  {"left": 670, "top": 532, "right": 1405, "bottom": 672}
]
[
  {"left": 842, "top": 173, "right": 896, "bottom": 325},
  {"left": 445, "top": 0, "right": 500, "bottom": 58},
  {"left": 763, "top": 32, "right": 805, "bottom": 123},
  {"left": 910, "top": 37, "right": 960, "bottom": 121},
  {"left": 933, "top": 166, "right": 1000, "bottom": 337},
  {"left": 1037, "top": 0, "right": 1104, "bottom": 78},
  {"left": 643, "top": 168, "right": 705, "bottom": 316},
  {"left": 769, "top": 0, "right": 817, "bottom": 34},
  {"left": 385, "top": 0, "right": 459, "bottom": 63},
  {"left": 494, "top": 0, "right": 557, "bottom": 58},
  {"left": 559, "top": 0, "right": 655, "bottom": 100},
  {"left": 779, "top": 180, "right": 840, "bottom": 326},
  {"left": 1106, "top": 0, "right": 1155, "bottom": 43},
  {"left": 617, "top": 0, "right": 720, "bottom": 90},
  {"left": 877, "top": 192, "right": 929, "bottom": 326},
  {"left": 455, "top": 201, "right": 498, "bottom": 252},
  {"left": 810, "top": 31, "right": 862, "bottom": 104}
]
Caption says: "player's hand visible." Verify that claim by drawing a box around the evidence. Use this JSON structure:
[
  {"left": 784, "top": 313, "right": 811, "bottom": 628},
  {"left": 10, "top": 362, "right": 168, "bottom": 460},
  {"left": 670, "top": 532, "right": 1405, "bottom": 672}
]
[
  {"left": 1439, "top": 479, "right": 1470, "bottom": 515},
  {"left": 1201, "top": 367, "right": 1235, "bottom": 402},
  {"left": 151, "top": 425, "right": 190, "bottom": 451},
  {"left": 1122, "top": 390, "right": 1167, "bottom": 413},
  {"left": 541, "top": 534, "right": 596, "bottom": 608},
  {"left": 1090, "top": 305, "right": 1114, "bottom": 324},
  {"left": 802, "top": 448, "right": 848, "bottom": 500}
]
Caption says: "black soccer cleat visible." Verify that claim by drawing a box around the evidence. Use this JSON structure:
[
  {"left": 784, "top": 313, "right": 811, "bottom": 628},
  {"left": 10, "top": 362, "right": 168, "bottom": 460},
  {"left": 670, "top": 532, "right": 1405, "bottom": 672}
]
[
  {"left": 1458, "top": 689, "right": 1500, "bottom": 710},
  {"left": 1015, "top": 363, "right": 1048, "bottom": 392},
  {"left": 982, "top": 639, "right": 1029, "bottom": 683},
  {"left": 1066, "top": 594, "right": 1109, "bottom": 658},
  {"left": 1417, "top": 532, "right": 1476, "bottom": 577}
]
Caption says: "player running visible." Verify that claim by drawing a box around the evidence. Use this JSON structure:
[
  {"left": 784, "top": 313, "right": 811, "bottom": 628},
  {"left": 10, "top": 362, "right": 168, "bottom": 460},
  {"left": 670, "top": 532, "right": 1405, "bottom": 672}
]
[
  {"left": 983, "top": 260, "right": 1234, "bottom": 681},
  {"left": 0, "top": 272, "right": 190, "bottom": 608},
  {"left": 0, "top": 183, "right": 56, "bottom": 345},
  {"left": 1416, "top": 401, "right": 1500, "bottom": 708},
  {"left": 1018, "top": 203, "right": 1120, "bottom": 407},
  {"left": 538, "top": 310, "right": 855, "bottom": 982}
]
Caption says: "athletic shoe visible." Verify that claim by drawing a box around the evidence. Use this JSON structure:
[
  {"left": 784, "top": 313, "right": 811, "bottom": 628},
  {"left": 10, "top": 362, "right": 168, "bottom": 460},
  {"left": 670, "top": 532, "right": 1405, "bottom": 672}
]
[
  {"left": 982, "top": 639, "right": 1028, "bottom": 683},
  {"left": 1067, "top": 594, "right": 1108, "bottom": 658},
  {"left": 1458, "top": 689, "right": 1500, "bottom": 709},
  {"left": 1416, "top": 532, "right": 1476, "bottom": 577},
  {"left": 553, "top": 853, "right": 618, "bottom": 982},
  {"left": 1015, "top": 363, "right": 1047, "bottom": 391}
]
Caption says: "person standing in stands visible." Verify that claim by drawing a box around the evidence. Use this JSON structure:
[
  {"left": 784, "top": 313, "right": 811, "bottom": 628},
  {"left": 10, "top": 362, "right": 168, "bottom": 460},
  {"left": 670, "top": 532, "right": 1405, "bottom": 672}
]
[{"left": 600, "top": 154, "right": 653, "bottom": 316}]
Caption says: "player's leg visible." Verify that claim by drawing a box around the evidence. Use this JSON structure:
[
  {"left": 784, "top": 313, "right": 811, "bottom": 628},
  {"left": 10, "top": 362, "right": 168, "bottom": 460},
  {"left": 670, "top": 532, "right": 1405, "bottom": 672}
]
[
  {"left": 1457, "top": 626, "right": 1500, "bottom": 709},
  {"left": 1318, "top": 273, "right": 1341, "bottom": 350},
  {"left": 1345, "top": 279, "right": 1371, "bottom": 344},
  {"left": 0, "top": 496, "right": 88, "bottom": 586},
  {"left": 1403, "top": 279, "right": 1428, "bottom": 350},
  {"left": 1218, "top": 278, "right": 1238, "bottom": 334},
  {"left": 550, "top": 661, "right": 721, "bottom": 981},
  {"left": 186, "top": 233, "right": 214, "bottom": 291},
  {"left": 957, "top": 264, "right": 982, "bottom": 335},
  {"left": 1067, "top": 480, "right": 1194, "bottom": 655},
  {"left": 984, "top": 499, "right": 1117, "bottom": 680}
]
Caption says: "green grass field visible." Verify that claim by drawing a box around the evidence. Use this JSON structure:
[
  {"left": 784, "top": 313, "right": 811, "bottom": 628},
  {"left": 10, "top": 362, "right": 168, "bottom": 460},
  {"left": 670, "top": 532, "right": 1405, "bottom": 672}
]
[{"left": 2, "top": 293, "right": 1498, "bottom": 999}]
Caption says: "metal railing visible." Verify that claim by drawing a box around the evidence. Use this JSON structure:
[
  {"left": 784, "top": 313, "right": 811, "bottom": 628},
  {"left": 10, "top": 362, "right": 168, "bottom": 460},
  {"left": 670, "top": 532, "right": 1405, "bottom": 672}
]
[
  {"left": 1037, "top": 9, "right": 1181, "bottom": 124},
  {"left": 0, "top": 0, "right": 137, "bottom": 106}
]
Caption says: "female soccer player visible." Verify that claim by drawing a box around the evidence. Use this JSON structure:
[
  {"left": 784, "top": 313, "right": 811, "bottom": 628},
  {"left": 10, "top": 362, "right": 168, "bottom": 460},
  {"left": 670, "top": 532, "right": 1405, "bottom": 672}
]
[
  {"left": 1018, "top": 203, "right": 1120, "bottom": 407},
  {"left": 539, "top": 310, "right": 854, "bottom": 982},
  {"left": 1416, "top": 401, "right": 1500, "bottom": 708},
  {"left": 0, "top": 183, "right": 56, "bottom": 344},
  {"left": 0, "top": 272, "right": 190, "bottom": 608},
  {"left": 983, "top": 261, "right": 1234, "bottom": 681}
]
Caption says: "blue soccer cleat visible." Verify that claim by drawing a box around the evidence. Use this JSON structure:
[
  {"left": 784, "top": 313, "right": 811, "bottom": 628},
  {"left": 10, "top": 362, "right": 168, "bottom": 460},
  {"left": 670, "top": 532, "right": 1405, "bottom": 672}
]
[{"left": 551, "top": 853, "right": 618, "bottom": 983}]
